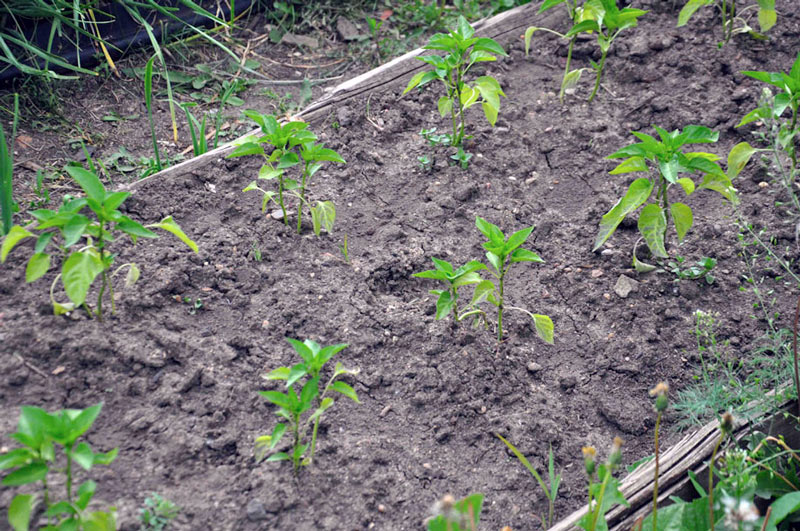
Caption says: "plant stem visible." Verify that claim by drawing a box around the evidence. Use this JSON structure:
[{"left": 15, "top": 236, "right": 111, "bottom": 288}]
[
  {"left": 278, "top": 176, "right": 288, "bottom": 226},
  {"left": 588, "top": 47, "right": 608, "bottom": 103},
  {"left": 297, "top": 164, "right": 308, "bottom": 234},
  {"left": 652, "top": 411, "right": 662, "bottom": 531},
  {"left": 65, "top": 451, "right": 73, "bottom": 503},
  {"left": 590, "top": 470, "right": 612, "bottom": 531},
  {"left": 497, "top": 272, "right": 505, "bottom": 343},
  {"left": 793, "top": 294, "right": 800, "bottom": 415},
  {"left": 559, "top": 38, "right": 576, "bottom": 103},
  {"left": 708, "top": 430, "right": 725, "bottom": 531}
]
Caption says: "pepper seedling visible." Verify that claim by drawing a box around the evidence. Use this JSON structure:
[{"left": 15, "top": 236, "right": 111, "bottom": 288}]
[{"left": 0, "top": 165, "right": 198, "bottom": 320}]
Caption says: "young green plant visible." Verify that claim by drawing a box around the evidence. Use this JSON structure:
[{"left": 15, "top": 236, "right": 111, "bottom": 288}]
[
  {"left": 414, "top": 217, "right": 554, "bottom": 345},
  {"left": 427, "top": 493, "right": 484, "bottom": 531},
  {"left": 526, "top": 0, "right": 647, "bottom": 102},
  {"left": 578, "top": 437, "right": 628, "bottom": 531},
  {"left": 2, "top": 403, "right": 118, "bottom": 531},
  {"left": 1, "top": 93, "right": 18, "bottom": 236},
  {"left": 256, "top": 338, "right": 359, "bottom": 472},
  {"left": 0, "top": 166, "right": 198, "bottom": 320},
  {"left": 139, "top": 493, "right": 180, "bottom": 531},
  {"left": 403, "top": 16, "right": 506, "bottom": 149},
  {"left": 229, "top": 112, "right": 345, "bottom": 235},
  {"left": 593, "top": 125, "right": 756, "bottom": 261},
  {"left": 678, "top": 0, "right": 776, "bottom": 47}
]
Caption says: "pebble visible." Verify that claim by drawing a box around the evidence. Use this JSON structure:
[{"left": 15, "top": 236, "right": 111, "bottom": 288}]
[
  {"left": 270, "top": 209, "right": 284, "bottom": 220},
  {"left": 246, "top": 499, "right": 268, "bottom": 521},
  {"left": 614, "top": 275, "right": 639, "bottom": 298},
  {"left": 591, "top": 269, "right": 603, "bottom": 278},
  {"left": 758, "top": 181, "right": 769, "bottom": 188},
  {"left": 559, "top": 375, "right": 578, "bottom": 390},
  {"left": 527, "top": 362, "right": 543, "bottom": 373}
]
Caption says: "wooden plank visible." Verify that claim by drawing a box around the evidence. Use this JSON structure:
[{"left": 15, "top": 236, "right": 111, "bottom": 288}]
[{"left": 121, "top": 3, "right": 562, "bottom": 190}]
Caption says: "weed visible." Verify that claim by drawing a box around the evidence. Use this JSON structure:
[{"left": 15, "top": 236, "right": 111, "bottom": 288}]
[
  {"left": 578, "top": 436, "right": 628, "bottom": 531},
  {"left": 418, "top": 154, "right": 434, "bottom": 172},
  {"left": 593, "top": 125, "right": 755, "bottom": 260},
  {"left": 250, "top": 241, "right": 263, "bottom": 262},
  {"left": 230, "top": 112, "right": 345, "bottom": 235},
  {"left": 666, "top": 255, "right": 717, "bottom": 284},
  {"left": 0, "top": 166, "right": 198, "bottom": 320},
  {"left": 414, "top": 217, "right": 554, "bottom": 345},
  {"left": 427, "top": 493, "right": 483, "bottom": 531},
  {"left": 139, "top": 492, "right": 180, "bottom": 531},
  {"left": 496, "top": 436, "right": 561, "bottom": 529},
  {"left": 678, "top": 0, "right": 776, "bottom": 47},
  {"left": 256, "top": 338, "right": 359, "bottom": 472},
  {"left": 1, "top": 93, "right": 18, "bottom": 236},
  {"left": 526, "top": 0, "right": 647, "bottom": 102},
  {"left": 1, "top": 403, "right": 118, "bottom": 531},
  {"left": 403, "top": 16, "right": 506, "bottom": 150},
  {"left": 174, "top": 295, "right": 203, "bottom": 315},
  {"left": 339, "top": 233, "right": 350, "bottom": 264},
  {"left": 29, "top": 169, "right": 52, "bottom": 209},
  {"left": 144, "top": 55, "right": 164, "bottom": 172}
]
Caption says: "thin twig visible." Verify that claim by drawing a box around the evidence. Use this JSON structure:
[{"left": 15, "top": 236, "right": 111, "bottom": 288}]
[{"left": 13, "top": 353, "right": 48, "bottom": 378}]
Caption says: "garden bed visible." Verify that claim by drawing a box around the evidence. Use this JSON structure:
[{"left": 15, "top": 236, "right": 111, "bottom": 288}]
[{"left": 2, "top": 2, "right": 799, "bottom": 529}]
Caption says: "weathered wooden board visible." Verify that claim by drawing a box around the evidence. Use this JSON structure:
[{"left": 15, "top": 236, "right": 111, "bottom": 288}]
[
  {"left": 121, "top": 3, "right": 563, "bottom": 190},
  {"left": 550, "top": 400, "right": 799, "bottom": 531}
]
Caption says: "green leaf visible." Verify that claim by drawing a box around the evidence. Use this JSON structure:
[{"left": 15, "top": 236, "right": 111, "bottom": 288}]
[
  {"left": 727, "top": 142, "right": 758, "bottom": 179},
  {"left": 147, "top": 216, "right": 198, "bottom": 252},
  {"left": 0, "top": 448, "right": 34, "bottom": 469},
  {"left": 25, "top": 253, "right": 50, "bottom": 282},
  {"left": 65, "top": 166, "right": 105, "bottom": 203},
  {"left": 472, "top": 38, "right": 506, "bottom": 56},
  {"left": 524, "top": 27, "right": 541, "bottom": 55},
  {"left": 504, "top": 227, "right": 534, "bottom": 255},
  {"left": 330, "top": 381, "right": 360, "bottom": 403},
  {"left": 437, "top": 96, "right": 453, "bottom": 117},
  {"left": 277, "top": 152, "right": 300, "bottom": 169},
  {"left": 259, "top": 390, "right": 293, "bottom": 411},
  {"left": 764, "top": 491, "right": 800, "bottom": 531},
  {"left": 609, "top": 156, "right": 648, "bottom": 174},
  {"left": 532, "top": 314, "right": 554, "bottom": 344},
  {"left": 70, "top": 442, "right": 95, "bottom": 471},
  {"left": 593, "top": 178, "right": 653, "bottom": 251},
  {"left": 2, "top": 463, "right": 47, "bottom": 486},
  {"left": 699, "top": 173, "right": 738, "bottom": 203},
  {"left": 117, "top": 219, "right": 157, "bottom": 239},
  {"left": 482, "top": 101, "right": 499, "bottom": 127},
  {"left": 92, "top": 448, "right": 117, "bottom": 466},
  {"left": 1, "top": 225, "right": 34, "bottom": 262},
  {"left": 670, "top": 202, "right": 693, "bottom": 243},
  {"left": 435, "top": 290, "right": 456, "bottom": 320},
  {"left": 756, "top": 0, "right": 776, "bottom": 32},
  {"left": 63, "top": 214, "right": 90, "bottom": 248},
  {"left": 496, "top": 434, "right": 550, "bottom": 496},
  {"left": 637, "top": 203, "right": 668, "bottom": 258},
  {"left": 62, "top": 250, "right": 104, "bottom": 306},
  {"left": 475, "top": 217, "right": 504, "bottom": 245},
  {"left": 265, "top": 452, "right": 290, "bottom": 462},
  {"left": 510, "top": 248, "right": 543, "bottom": 263},
  {"left": 310, "top": 201, "right": 335, "bottom": 235},
  {"left": 68, "top": 403, "right": 103, "bottom": 442},
  {"left": 124, "top": 264, "right": 140, "bottom": 288},
  {"left": 265, "top": 367, "right": 291, "bottom": 381},
  {"left": 226, "top": 142, "right": 264, "bottom": 158},
  {"left": 403, "top": 71, "right": 427, "bottom": 95},
  {"left": 676, "top": 177, "right": 696, "bottom": 195},
  {"left": 9, "top": 493, "right": 34, "bottom": 531}
]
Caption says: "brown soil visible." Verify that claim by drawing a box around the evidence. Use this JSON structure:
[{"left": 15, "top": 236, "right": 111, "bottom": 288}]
[{"left": 1, "top": 2, "right": 799, "bottom": 530}]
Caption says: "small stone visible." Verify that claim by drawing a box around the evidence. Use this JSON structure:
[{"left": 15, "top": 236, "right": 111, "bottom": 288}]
[
  {"left": 591, "top": 269, "right": 604, "bottom": 278},
  {"left": 601, "top": 249, "right": 615, "bottom": 256},
  {"left": 280, "top": 32, "right": 318, "bottom": 49},
  {"left": 559, "top": 375, "right": 578, "bottom": 390},
  {"left": 758, "top": 181, "right": 769, "bottom": 188},
  {"left": 614, "top": 275, "right": 639, "bottom": 298},
  {"left": 246, "top": 499, "right": 268, "bottom": 521},
  {"left": 336, "top": 17, "right": 361, "bottom": 41},
  {"left": 422, "top": 462, "right": 432, "bottom": 469},
  {"left": 527, "top": 362, "right": 543, "bottom": 373},
  {"left": 603, "top": 293, "right": 611, "bottom": 300},
  {"left": 378, "top": 504, "right": 386, "bottom": 513},
  {"left": 270, "top": 209, "right": 284, "bottom": 220}
]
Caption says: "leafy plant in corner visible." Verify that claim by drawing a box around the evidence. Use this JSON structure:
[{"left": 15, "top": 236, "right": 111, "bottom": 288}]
[
  {"left": 256, "top": 338, "right": 360, "bottom": 472},
  {"left": 229, "top": 112, "right": 345, "bottom": 235},
  {"left": 2, "top": 403, "right": 118, "bottom": 531},
  {"left": 526, "top": 0, "right": 647, "bottom": 102},
  {"left": 403, "top": 16, "right": 507, "bottom": 149},
  {"left": 0, "top": 166, "right": 198, "bottom": 320},
  {"left": 593, "top": 125, "right": 756, "bottom": 262},
  {"left": 678, "top": 0, "right": 776, "bottom": 47}
]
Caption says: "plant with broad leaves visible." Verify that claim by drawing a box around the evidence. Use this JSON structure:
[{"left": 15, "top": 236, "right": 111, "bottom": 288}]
[
  {"left": 526, "top": 0, "right": 647, "bottom": 102},
  {"left": 229, "top": 111, "right": 345, "bottom": 235},
  {"left": 593, "top": 125, "right": 756, "bottom": 261},
  {"left": 427, "top": 493, "right": 484, "bottom": 531},
  {"left": 2, "top": 403, "right": 118, "bottom": 531},
  {"left": 255, "top": 338, "right": 360, "bottom": 472},
  {"left": 0, "top": 165, "right": 198, "bottom": 320},
  {"left": 403, "top": 16, "right": 507, "bottom": 150},
  {"left": 414, "top": 217, "right": 554, "bottom": 345},
  {"left": 678, "top": 0, "right": 776, "bottom": 47}
]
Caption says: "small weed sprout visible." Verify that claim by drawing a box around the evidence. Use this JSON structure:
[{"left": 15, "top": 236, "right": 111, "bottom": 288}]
[
  {"left": 526, "top": 0, "right": 647, "bottom": 102},
  {"left": 256, "top": 338, "right": 359, "bottom": 472},
  {"left": 0, "top": 166, "right": 198, "bottom": 320},
  {"left": 414, "top": 217, "right": 554, "bottom": 345},
  {"left": 229, "top": 112, "right": 345, "bottom": 235},
  {"left": 666, "top": 255, "right": 717, "bottom": 283},
  {"left": 593, "top": 125, "right": 756, "bottom": 261},
  {"left": 678, "top": 0, "right": 776, "bottom": 47},
  {"left": 403, "top": 16, "right": 507, "bottom": 150},
  {"left": 1, "top": 403, "right": 118, "bottom": 531},
  {"left": 139, "top": 493, "right": 180, "bottom": 531}
]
